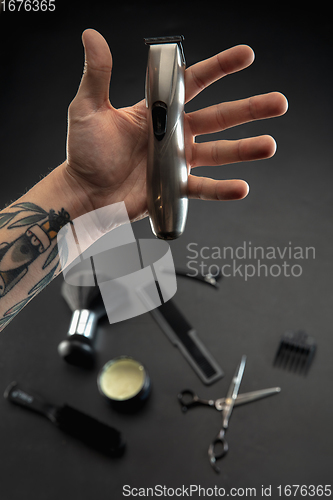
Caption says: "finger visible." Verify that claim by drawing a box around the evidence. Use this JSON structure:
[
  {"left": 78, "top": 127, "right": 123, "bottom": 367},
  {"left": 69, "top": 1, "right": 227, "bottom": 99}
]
[
  {"left": 76, "top": 29, "right": 113, "bottom": 110},
  {"left": 189, "top": 92, "right": 288, "bottom": 136},
  {"left": 185, "top": 45, "right": 254, "bottom": 103},
  {"left": 188, "top": 176, "right": 249, "bottom": 201},
  {"left": 190, "top": 135, "right": 277, "bottom": 168},
  {"left": 187, "top": 92, "right": 288, "bottom": 136}
]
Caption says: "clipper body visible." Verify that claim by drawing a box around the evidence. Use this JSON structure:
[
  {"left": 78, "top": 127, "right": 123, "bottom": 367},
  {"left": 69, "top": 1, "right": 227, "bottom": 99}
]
[{"left": 145, "top": 36, "right": 188, "bottom": 240}]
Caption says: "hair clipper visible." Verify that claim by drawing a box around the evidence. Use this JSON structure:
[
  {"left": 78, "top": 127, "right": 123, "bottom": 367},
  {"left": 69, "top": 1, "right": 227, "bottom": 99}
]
[{"left": 144, "top": 36, "right": 188, "bottom": 240}]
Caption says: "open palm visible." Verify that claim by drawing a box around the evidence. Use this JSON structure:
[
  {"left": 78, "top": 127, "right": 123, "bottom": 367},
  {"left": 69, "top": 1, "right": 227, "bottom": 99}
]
[{"left": 64, "top": 29, "right": 287, "bottom": 222}]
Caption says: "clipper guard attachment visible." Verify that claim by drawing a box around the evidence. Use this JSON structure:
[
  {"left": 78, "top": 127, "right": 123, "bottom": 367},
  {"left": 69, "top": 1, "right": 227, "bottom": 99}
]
[{"left": 273, "top": 330, "right": 317, "bottom": 375}]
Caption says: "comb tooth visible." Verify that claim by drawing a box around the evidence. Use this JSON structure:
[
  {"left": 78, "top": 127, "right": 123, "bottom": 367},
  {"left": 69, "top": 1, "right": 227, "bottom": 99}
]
[
  {"left": 292, "top": 344, "right": 304, "bottom": 373},
  {"left": 294, "top": 346, "right": 306, "bottom": 374},
  {"left": 287, "top": 342, "right": 298, "bottom": 372},
  {"left": 276, "top": 338, "right": 290, "bottom": 369},
  {"left": 292, "top": 339, "right": 307, "bottom": 373},
  {"left": 298, "top": 346, "right": 309, "bottom": 375},
  {"left": 275, "top": 340, "right": 287, "bottom": 368},
  {"left": 293, "top": 332, "right": 304, "bottom": 374},
  {"left": 279, "top": 341, "right": 289, "bottom": 368},
  {"left": 282, "top": 342, "right": 293, "bottom": 370},
  {"left": 273, "top": 341, "right": 284, "bottom": 367},
  {"left": 298, "top": 332, "right": 311, "bottom": 375}
]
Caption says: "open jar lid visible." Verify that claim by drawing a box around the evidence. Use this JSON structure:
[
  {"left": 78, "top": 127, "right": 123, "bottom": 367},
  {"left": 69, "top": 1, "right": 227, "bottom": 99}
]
[{"left": 97, "top": 356, "right": 151, "bottom": 411}]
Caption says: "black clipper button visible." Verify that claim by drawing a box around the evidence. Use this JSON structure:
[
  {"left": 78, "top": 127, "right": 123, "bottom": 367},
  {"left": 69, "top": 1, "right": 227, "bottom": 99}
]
[{"left": 152, "top": 101, "right": 167, "bottom": 141}]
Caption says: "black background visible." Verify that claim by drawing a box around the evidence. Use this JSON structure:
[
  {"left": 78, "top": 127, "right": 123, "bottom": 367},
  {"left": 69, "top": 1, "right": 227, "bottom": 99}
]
[{"left": 0, "top": 2, "right": 332, "bottom": 499}]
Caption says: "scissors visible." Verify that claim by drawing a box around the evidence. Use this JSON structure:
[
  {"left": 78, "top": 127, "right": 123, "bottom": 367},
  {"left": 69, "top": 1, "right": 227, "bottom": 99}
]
[{"left": 178, "top": 355, "right": 281, "bottom": 473}]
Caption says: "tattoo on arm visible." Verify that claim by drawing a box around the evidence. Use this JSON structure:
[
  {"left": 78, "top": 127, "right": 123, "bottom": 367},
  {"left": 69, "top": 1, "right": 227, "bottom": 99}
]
[{"left": 0, "top": 202, "right": 71, "bottom": 331}]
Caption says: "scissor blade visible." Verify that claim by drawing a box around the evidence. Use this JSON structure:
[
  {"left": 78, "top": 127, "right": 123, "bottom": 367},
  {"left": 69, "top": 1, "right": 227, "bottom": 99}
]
[
  {"left": 234, "top": 387, "right": 281, "bottom": 406},
  {"left": 226, "top": 355, "right": 247, "bottom": 401},
  {"left": 222, "top": 355, "right": 246, "bottom": 428}
]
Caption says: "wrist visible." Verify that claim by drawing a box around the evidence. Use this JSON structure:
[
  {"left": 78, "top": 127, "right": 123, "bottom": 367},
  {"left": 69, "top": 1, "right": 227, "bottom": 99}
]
[
  {"left": 54, "top": 161, "right": 96, "bottom": 219},
  {"left": 7, "top": 161, "right": 95, "bottom": 227},
  {"left": 39, "top": 161, "right": 95, "bottom": 221}
]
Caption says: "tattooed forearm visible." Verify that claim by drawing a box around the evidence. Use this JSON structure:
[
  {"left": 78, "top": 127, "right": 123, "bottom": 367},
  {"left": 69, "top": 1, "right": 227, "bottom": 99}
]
[{"left": 0, "top": 202, "right": 71, "bottom": 331}]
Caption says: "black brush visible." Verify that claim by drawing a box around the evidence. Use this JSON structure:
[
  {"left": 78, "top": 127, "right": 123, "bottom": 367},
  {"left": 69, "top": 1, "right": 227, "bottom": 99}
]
[
  {"left": 59, "top": 270, "right": 128, "bottom": 368},
  {"left": 273, "top": 330, "right": 317, "bottom": 375},
  {"left": 4, "top": 381, "right": 125, "bottom": 457}
]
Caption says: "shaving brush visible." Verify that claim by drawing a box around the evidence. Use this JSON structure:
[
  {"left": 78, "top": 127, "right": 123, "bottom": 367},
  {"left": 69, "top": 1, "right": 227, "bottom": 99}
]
[{"left": 58, "top": 271, "right": 106, "bottom": 369}]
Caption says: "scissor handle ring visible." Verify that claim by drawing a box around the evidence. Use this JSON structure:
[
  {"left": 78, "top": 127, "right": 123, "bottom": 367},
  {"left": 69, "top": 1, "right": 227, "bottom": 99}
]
[
  {"left": 210, "top": 436, "right": 229, "bottom": 460},
  {"left": 177, "top": 389, "right": 196, "bottom": 412},
  {"left": 208, "top": 431, "right": 229, "bottom": 473}
]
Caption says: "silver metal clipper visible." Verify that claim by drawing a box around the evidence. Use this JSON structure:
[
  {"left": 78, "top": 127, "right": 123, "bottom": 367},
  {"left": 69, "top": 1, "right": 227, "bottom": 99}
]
[{"left": 144, "top": 36, "right": 188, "bottom": 240}]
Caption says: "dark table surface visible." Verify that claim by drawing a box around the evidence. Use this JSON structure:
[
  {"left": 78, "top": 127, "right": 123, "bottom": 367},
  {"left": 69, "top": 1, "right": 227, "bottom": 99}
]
[{"left": 0, "top": 2, "right": 332, "bottom": 500}]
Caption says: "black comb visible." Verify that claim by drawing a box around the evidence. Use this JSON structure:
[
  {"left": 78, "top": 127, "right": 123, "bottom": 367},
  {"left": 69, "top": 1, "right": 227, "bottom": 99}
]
[
  {"left": 4, "top": 382, "right": 125, "bottom": 457},
  {"left": 273, "top": 330, "right": 317, "bottom": 375},
  {"left": 150, "top": 298, "right": 224, "bottom": 385}
]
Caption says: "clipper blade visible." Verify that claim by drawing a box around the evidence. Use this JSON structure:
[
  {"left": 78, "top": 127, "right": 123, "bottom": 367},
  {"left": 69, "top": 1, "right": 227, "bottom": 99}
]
[{"left": 144, "top": 35, "right": 184, "bottom": 45}]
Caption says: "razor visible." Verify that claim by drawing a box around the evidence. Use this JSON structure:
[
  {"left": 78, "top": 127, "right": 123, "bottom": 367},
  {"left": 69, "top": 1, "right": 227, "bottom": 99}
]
[{"left": 144, "top": 35, "right": 188, "bottom": 240}]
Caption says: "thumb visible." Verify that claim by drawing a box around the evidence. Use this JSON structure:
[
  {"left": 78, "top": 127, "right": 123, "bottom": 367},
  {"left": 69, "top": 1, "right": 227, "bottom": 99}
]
[{"left": 77, "top": 29, "right": 113, "bottom": 109}]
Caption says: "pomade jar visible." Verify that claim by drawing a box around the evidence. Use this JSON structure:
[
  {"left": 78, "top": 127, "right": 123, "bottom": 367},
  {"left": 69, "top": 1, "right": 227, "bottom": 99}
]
[{"left": 98, "top": 356, "right": 151, "bottom": 411}]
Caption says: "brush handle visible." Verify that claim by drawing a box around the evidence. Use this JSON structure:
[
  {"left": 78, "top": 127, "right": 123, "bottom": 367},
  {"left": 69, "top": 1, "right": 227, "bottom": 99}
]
[
  {"left": 56, "top": 404, "right": 125, "bottom": 457},
  {"left": 4, "top": 381, "right": 57, "bottom": 422},
  {"left": 58, "top": 309, "right": 99, "bottom": 368},
  {"left": 68, "top": 309, "right": 99, "bottom": 340},
  {"left": 4, "top": 382, "right": 125, "bottom": 457}
]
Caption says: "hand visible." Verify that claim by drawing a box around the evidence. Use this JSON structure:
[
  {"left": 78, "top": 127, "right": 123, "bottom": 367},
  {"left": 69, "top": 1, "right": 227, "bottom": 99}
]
[{"left": 62, "top": 29, "right": 288, "bottom": 222}]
